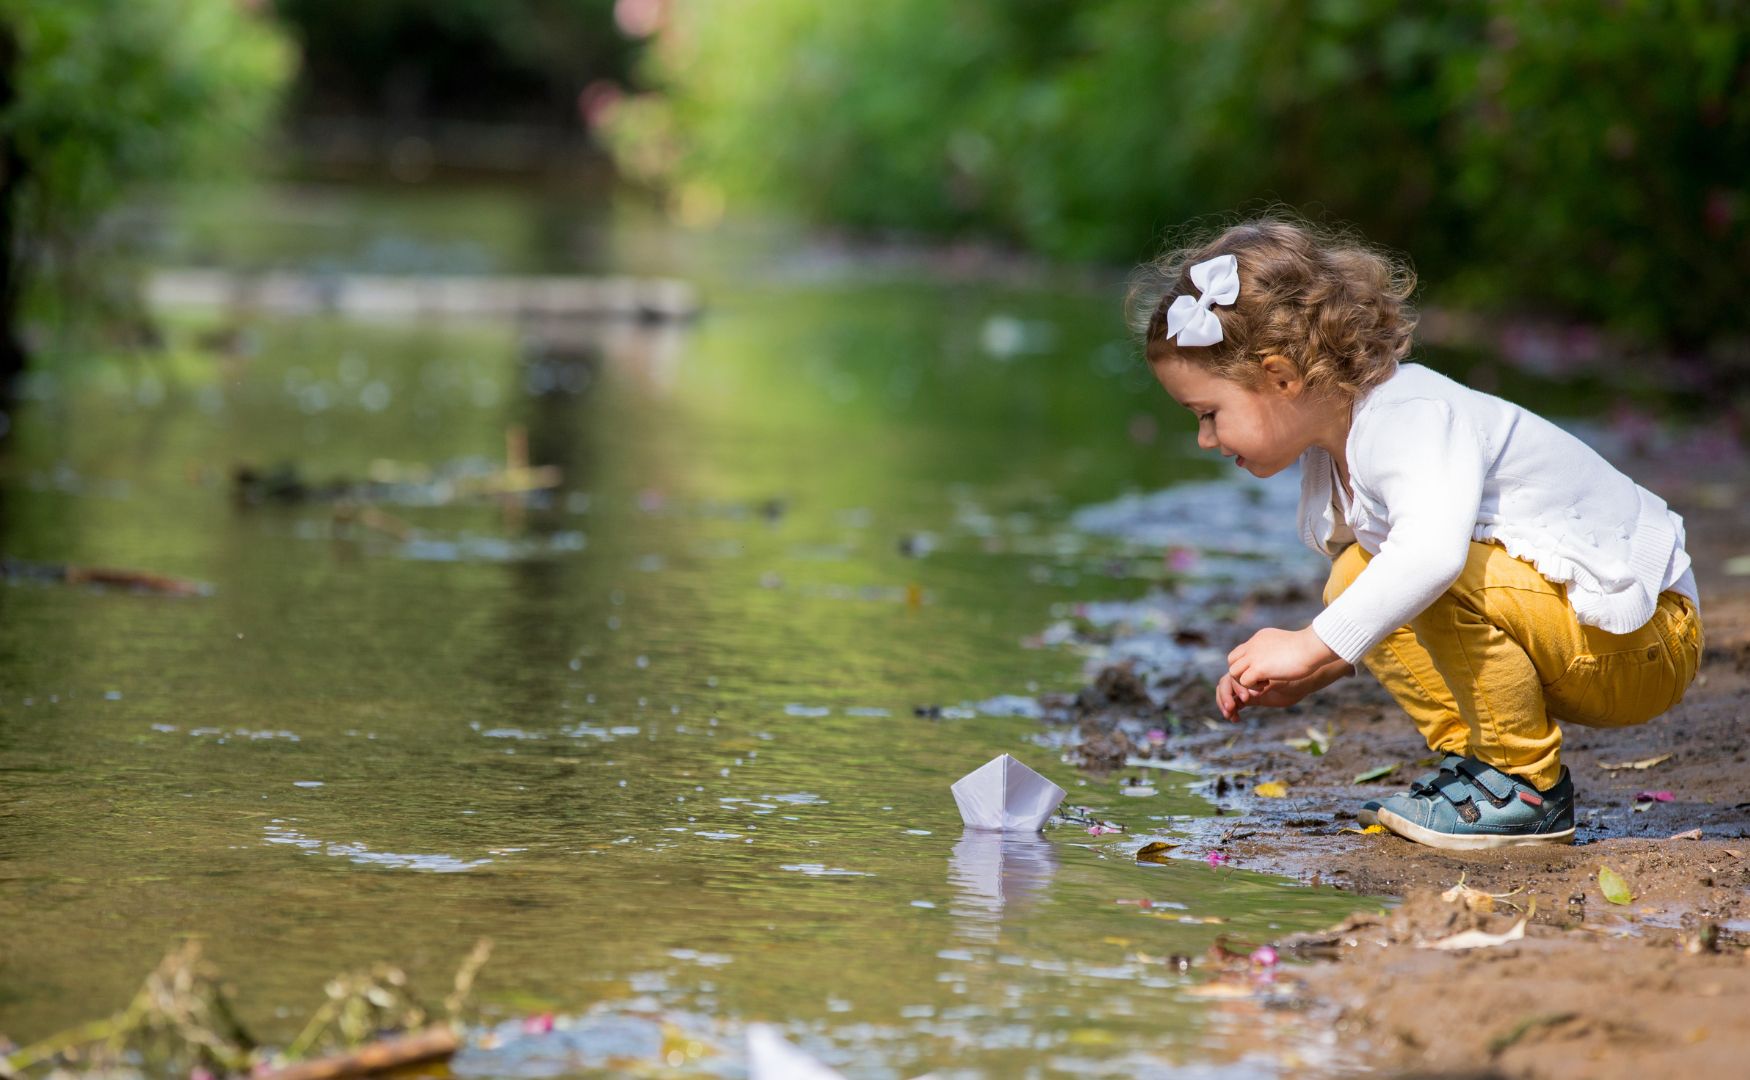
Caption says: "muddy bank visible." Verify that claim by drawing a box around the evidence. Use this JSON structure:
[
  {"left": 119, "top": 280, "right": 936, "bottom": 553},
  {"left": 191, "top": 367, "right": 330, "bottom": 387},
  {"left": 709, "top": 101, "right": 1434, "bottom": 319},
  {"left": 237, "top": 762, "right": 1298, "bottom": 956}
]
[{"left": 1041, "top": 447, "right": 1750, "bottom": 1078}]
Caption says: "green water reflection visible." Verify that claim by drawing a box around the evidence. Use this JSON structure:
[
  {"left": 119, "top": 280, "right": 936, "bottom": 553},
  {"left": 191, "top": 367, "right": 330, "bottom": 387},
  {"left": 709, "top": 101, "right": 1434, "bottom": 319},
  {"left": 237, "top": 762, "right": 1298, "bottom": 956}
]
[{"left": 1, "top": 186, "right": 1372, "bottom": 1077}]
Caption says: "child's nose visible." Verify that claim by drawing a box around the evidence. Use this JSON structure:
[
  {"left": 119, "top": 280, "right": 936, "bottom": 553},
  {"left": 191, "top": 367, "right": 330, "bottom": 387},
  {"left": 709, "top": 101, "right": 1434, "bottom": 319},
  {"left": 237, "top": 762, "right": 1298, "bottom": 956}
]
[{"left": 1197, "top": 428, "right": 1218, "bottom": 451}]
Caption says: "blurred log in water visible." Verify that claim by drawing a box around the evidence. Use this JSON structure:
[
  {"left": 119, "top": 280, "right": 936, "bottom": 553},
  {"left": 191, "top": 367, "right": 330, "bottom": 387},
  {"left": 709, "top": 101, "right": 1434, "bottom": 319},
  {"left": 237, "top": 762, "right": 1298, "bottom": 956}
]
[{"left": 147, "top": 270, "right": 700, "bottom": 323}]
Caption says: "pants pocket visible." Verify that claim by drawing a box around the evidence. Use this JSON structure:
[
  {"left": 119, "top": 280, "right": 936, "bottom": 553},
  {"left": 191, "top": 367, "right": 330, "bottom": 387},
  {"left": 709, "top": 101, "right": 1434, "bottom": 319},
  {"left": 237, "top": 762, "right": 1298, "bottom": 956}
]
[
  {"left": 1657, "top": 602, "right": 1704, "bottom": 712},
  {"left": 1545, "top": 644, "right": 1671, "bottom": 728}
]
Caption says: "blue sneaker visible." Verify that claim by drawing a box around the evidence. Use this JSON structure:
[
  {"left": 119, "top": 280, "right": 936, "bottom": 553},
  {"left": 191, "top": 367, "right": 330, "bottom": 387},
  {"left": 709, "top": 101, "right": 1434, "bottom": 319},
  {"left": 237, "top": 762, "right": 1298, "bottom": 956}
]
[
  {"left": 1358, "top": 753, "right": 1464, "bottom": 827},
  {"left": 1375, "top": 756, "right": 1575, "bottom": 850}
]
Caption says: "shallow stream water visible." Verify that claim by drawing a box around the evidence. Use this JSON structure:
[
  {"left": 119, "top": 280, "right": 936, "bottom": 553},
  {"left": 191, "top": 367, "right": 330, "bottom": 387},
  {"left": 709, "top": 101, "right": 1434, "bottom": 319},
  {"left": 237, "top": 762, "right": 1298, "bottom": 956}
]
[{"left": 0, "top": 184, "right": 1585, "bottom": 1077}]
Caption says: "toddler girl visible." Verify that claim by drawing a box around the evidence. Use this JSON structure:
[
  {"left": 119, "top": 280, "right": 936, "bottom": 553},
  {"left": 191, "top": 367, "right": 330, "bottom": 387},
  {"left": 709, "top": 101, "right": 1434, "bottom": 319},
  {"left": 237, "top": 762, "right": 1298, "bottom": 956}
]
[{"left": 1131, "top": 218, "right": 1703, "bottom": 850}]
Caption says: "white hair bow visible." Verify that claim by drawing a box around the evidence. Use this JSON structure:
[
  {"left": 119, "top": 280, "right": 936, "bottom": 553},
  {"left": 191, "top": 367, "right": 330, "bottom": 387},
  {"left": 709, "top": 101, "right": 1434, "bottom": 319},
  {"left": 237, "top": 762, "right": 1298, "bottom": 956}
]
[{"left": 1164, "top": 254, "right": 1240, "bottom": 347}]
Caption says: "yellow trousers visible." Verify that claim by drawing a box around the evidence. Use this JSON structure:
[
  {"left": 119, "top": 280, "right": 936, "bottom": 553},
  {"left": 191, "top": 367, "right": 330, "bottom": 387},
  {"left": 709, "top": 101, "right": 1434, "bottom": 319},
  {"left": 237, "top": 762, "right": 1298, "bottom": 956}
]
[{"left": 1325, "top": 541, "right": 1703, "bottom": 791}]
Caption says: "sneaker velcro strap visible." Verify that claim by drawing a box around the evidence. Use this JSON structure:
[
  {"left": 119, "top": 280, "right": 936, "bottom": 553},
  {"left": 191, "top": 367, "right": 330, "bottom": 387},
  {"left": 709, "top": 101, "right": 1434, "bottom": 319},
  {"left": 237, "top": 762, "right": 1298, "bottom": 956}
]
[
  {"left": 1409, "top": 758, "right": 1460, "bottom": 793},
  {"left": 1453, "top": 760, "right": 1517, "bottom": 804},
  {"left": 1431, "top": 772, "right": 1476, "bottom": 807}
]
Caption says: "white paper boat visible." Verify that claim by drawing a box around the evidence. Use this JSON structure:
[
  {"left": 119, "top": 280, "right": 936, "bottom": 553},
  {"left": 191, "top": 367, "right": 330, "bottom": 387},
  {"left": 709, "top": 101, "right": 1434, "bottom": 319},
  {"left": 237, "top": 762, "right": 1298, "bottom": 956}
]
[
  {"left": 950, "top": 753, "right": 1066, "bottom": 832},
  {"left": 746, "top": 1024, "right": 847, "bottom": 1080}
]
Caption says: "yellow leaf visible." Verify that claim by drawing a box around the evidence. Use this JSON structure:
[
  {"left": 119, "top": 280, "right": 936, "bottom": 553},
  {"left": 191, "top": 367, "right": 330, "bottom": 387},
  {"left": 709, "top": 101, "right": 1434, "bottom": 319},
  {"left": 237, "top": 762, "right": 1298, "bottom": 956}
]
[
  {"left": 1135, "top": 840, "right": 1177, "bottom": 863},
  {"left": 1598, "top": 864, "right": 1634, "bottom": 905},
  {"left": 1255, "top": 781, "right": 1289, "bottom": 798},
  {"left": 1597, "top": 753, "right": 1672, "bottom": 771},
  {"left": 1182, "top": 982, "right": 1256, "bottom": 999}
]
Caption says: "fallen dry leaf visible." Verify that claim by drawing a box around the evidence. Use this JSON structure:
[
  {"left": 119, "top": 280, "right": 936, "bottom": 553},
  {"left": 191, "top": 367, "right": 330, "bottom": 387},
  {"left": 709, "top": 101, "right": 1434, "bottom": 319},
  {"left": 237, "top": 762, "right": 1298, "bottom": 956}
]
[
  {"left": 1597, "top": 753, "right": 1672, "bottom": 771},
  {"left": 1420, "top": 916, "right": 1527, "bottom": 951},
  {"left": 1284, "top": 725, "right": 1332, "bottom": 756},
  {"left": 1441, "top": 874, "right": 1523, "bottom": 914},
  {"left": 1135, "top": 841, "right": 1177, "bottom": 863},
  {"left": 1180, "top": 981, "right": 1258, "bottom": 999},
  {"left": 1254, "top": 781, "right": 1289, "bottom": 798}
]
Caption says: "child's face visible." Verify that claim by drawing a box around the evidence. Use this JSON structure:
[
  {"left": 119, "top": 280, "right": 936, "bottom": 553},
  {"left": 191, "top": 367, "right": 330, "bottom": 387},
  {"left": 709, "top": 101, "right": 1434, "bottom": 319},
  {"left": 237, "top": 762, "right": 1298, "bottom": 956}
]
[{"left": 1150, "top": 357, "right": 1319, "bottom": 478}]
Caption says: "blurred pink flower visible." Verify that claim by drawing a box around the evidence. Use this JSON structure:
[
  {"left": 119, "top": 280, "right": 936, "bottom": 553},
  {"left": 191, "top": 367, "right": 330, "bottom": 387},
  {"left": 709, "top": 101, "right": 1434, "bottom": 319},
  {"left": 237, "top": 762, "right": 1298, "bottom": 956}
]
[
  {"left": 1204, "top": 850, "right": 1229, "bottom": 867},
  {"left": 614, "top": 0, "right": 668, "bottom": 37},
  {"left": 578, "top": 80, "right": 624, "bottom": 130},
  {"left": 1705, "top": 188, "right": 1739, "bottom": 237}
]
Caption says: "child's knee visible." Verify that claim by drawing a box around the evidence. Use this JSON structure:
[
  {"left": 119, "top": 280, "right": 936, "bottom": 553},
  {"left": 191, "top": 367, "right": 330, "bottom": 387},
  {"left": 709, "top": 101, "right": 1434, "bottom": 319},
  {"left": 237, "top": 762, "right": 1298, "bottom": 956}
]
[{"left": 1323, "top": 543, "right": 1371, "bottom": 605}]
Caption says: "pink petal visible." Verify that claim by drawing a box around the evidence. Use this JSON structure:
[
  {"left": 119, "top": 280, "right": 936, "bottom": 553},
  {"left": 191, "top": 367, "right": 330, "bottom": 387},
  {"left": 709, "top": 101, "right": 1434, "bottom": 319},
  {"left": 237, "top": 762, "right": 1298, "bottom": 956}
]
[
  {"left": 1249, "top": 945, "right": 1278, "bottom": 967},
  {"left": 1635, "top": 790, "right": 1675, "bottom": 802},
  {"left": 1204, "top": 850, "right": 1229, "bottom": 867},
  {"left": 522, "top": 1012, "right": 555, "bottom": 1034}
]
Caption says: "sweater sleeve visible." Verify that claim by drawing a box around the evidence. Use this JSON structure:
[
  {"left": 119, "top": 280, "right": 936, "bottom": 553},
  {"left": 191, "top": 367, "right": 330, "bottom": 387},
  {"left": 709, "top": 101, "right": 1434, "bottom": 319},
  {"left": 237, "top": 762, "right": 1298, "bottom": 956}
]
[{"left": 1310, "top": 398, "right": 1486, "bottom": 664}]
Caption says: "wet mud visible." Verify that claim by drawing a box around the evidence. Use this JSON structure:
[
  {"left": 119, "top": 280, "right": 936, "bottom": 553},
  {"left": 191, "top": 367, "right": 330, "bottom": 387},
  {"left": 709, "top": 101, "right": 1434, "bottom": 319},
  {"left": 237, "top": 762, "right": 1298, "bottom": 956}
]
[{"left": 1044, "top": 451, "right": 1750, "bottom": 1078}]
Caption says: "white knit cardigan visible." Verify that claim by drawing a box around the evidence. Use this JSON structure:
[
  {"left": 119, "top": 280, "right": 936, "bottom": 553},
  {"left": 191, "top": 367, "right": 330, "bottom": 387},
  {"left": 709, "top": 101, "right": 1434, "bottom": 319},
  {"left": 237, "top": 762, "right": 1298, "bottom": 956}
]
[{"left": 1303, "top": 364, "right": 1695, "bottom": 665}]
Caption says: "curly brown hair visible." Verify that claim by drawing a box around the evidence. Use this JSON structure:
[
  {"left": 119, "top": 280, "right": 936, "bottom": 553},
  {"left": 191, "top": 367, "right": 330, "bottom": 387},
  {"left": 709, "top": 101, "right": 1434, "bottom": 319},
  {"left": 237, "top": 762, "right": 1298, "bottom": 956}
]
[{"left": 1128, "top": 216, "right": 1418, "bottom": 401}]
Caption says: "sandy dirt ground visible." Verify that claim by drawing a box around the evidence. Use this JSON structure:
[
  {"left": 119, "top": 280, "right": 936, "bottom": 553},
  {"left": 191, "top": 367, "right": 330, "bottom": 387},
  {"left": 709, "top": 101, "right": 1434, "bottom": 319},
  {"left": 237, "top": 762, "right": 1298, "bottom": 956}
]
[{"left": 1050, "top": 454, "right": 1750, "bottom": 1079}]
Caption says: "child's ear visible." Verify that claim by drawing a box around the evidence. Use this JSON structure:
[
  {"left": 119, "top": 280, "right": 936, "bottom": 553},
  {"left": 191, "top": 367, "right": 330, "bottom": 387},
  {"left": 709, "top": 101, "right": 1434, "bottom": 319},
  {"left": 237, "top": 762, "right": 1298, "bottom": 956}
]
[{"left": 1259, "top": 354, "right": 1305, "bottom": 397}]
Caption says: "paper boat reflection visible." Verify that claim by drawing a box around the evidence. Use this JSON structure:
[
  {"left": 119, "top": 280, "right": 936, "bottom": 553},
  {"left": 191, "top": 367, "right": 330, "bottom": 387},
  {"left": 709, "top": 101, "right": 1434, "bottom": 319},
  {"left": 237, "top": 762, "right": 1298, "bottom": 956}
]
[
  {"left": 947, "top": 827, "right": 1059, "bottom": 930},
  {"left": 950, "top": 753, "right": 1066, "bottom": 832},
  {"left": 746, "top": 1024, "right": 845, "bottom": 1080}
]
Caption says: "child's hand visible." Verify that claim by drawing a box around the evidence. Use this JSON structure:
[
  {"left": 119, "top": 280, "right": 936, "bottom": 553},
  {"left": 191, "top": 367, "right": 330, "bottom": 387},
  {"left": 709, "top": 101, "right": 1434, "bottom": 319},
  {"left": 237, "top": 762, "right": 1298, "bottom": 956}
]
[
  {"left": 1215, "top": 670, "right": 1323, "bottom": 720},
  {"left": 1227, "top": 627, "right": 1340, "bottom": 691}
]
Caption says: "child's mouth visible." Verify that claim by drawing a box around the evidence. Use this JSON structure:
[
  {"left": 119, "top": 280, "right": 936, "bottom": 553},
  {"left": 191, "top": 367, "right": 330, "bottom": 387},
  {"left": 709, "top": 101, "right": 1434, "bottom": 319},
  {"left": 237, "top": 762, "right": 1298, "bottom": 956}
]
[{"left": 1235, "top": 455, "right": 1247, "bottom": 469}]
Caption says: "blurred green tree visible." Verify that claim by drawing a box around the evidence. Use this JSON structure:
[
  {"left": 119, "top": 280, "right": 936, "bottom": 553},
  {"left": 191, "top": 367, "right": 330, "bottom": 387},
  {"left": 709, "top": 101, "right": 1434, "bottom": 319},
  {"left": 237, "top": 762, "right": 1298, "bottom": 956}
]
[
  {"left": 0, "top": 0, "right": 291, "bottom": 385},
  {"left": 272, "top": 0, "right": 628, "bottom": 127},
  {"left": 609, "top": 0, "right": 1749, "bottom": 350}
]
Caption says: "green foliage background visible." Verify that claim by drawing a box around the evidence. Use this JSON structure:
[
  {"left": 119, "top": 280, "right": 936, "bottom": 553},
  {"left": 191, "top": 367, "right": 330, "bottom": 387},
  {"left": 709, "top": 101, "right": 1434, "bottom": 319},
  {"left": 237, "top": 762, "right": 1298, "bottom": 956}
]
[
  {"left": 1, "top": 0, "right": 289, "bottom": 243},
  {"left": 272, "top": 0, "right": 628, "bottom": 125},
  {"left": 0, "top": 0, "right": 291, "bottom": 357},
  {"left": 611, "top": 0, "right": 1750, "bottom": 347}
]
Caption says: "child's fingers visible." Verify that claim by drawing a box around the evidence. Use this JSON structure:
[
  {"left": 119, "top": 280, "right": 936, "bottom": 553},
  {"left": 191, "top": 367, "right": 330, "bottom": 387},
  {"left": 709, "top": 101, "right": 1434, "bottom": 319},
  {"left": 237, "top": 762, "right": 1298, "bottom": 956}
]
[{"left": 1230, "top": 659, "right": 1256, "bottom": 689}]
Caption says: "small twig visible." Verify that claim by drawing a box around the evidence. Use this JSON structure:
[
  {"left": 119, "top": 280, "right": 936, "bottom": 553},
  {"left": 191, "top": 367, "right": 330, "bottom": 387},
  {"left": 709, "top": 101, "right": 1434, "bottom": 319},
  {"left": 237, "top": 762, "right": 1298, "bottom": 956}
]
[
  {"left": 444, "top": 939, "right": 494, "bottom": 1021},
  {"left": 282, "top": 999, "right": 342, "bottom": 1063},
  {"left": 1489, "top": 1011, "right": 1578, "bottom": 1055},
  {"left": 2, "top": 1017, "right": 129, "bottom": 1075},
  {"left": 254, "top": 1027, "right": 460, "bottom": 1080}
]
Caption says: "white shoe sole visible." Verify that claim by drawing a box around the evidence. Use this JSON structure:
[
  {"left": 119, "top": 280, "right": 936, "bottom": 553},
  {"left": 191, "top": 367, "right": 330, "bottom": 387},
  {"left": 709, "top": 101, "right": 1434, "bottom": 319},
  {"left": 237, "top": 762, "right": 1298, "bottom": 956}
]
[{"left": 1376, "top": 808, "right": 1575, "bottom": 850}]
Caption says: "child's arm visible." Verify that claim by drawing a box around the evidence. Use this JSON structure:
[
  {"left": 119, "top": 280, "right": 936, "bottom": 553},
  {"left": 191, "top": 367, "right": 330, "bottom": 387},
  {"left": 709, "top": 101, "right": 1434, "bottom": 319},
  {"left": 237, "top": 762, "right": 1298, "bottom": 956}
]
[{"left": 1229, "top": 398, "right": 1487, "bottom": 687}]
